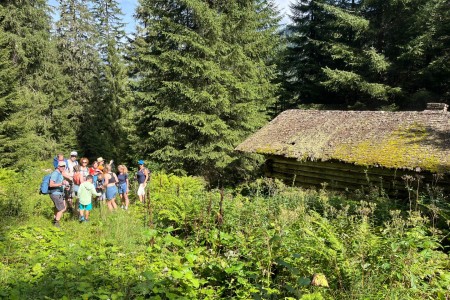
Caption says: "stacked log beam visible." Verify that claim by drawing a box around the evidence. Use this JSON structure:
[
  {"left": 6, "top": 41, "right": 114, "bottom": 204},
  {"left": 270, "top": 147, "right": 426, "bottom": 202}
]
[{"left": 265, "top": 156, "right": 449, "bottom": 193}]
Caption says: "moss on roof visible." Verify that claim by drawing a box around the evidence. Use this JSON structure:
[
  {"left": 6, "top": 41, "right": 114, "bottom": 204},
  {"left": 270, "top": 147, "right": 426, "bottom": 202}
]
[{"left": 236, "top": 109, "right": 450, "bottom": 172}]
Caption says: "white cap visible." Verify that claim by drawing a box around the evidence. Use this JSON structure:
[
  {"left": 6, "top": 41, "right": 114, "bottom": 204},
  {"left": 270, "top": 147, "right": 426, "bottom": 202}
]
[
  {"left": 70, "top": 151, "right": 78, "bottom": 156},
  {"left": 58, "top": 161, "right": 66, "bottom": 167}
]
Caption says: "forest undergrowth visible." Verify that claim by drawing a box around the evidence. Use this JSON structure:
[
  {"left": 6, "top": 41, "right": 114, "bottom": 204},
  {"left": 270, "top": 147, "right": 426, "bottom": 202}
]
[{"left": 0, "top": 164, "right": 449, "bottom": 299}]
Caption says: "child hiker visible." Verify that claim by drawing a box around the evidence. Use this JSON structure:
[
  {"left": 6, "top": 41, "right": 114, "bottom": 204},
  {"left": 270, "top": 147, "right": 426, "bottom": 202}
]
[{"left": 77, "top": 175, "right": 101, "bottom": 222}]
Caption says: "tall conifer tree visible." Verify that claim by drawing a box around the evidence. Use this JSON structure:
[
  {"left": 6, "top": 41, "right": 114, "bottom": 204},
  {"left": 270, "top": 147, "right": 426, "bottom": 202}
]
[
  {"left": 276, "top": 0, "right": 333, "bottom": 111},
  {"left": 0, "top": 0, "right": 68, "bottom": 167},
  {"left": 81, "top": 0, "right": 130, "bottom": 161},
  {"left": 131, "top": 0, "right": 280, "bottom": 183},
  {"left": 54, "top": 0, "right": 100, "bottom": 152},
  {"left": 318, "top": 1, "right": 402, "bottom": 109},
  {"left": 383, "top": 0, "right": 450, "bottom": 108},
  {"left": 428, "top": 0, "right": 450, "bottom": 101},
  {"left": 279, "top": 0, "right": 450, "bottom": 111},
  {"left": 279, "top": 0, "right": 402, "bottom": 110}
]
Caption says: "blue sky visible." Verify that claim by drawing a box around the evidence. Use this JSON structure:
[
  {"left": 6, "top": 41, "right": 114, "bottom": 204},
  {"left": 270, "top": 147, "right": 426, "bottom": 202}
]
[{"left": 49, "top": 0, "right": 292, "bottom": 34}]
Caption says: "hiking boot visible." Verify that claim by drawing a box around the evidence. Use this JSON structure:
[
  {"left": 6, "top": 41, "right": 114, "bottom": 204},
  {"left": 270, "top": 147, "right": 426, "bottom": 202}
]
[
  {"left": 54, "top": 221, "right": 61, "bottom": 228},
  {"left": 79, "top": 216, "right": 85, "bottom": 223}
]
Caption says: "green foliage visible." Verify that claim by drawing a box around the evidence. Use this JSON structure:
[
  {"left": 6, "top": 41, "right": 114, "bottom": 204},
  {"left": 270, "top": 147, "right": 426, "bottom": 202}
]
[
  {"left": 1, "top": 171, "right": 449, "bottom": 299},
  {"left": 320, "top": 3, "right": 369, "bottom": 35},
  {"left": 54, "top": 0, "right": 102, "bottom": 156},
  {"left": 275, "top": 0, "right": 332, "bottom": 111},
  {"left": 131, "top": 0, "right": 280, "bottom": 183},
  {"left": 321, "top": 67, "right": 402, "bottom": 102},
  {"left": 277, "top": 0, "right": 449, "bottom": 111},
  {"left": 0, "top": 0, "right": 65, "bottom": 167},
  {"left": 0, "top": 162, "right": 56, "bottom": 218},
  {"left": 0, "top": 168, "right": 24, "bottom": 217},
  {"left": 80, "top": 0, "right": 131, "bottom": 162}
]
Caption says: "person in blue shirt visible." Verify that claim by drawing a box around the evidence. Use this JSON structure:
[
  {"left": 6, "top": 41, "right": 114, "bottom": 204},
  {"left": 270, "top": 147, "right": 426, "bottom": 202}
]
[
  {"left": 136, "top": 160, "right": 149, "bottom": 203},
  {"left": 52, "top": 153, "right": 69, "bottom": 170},
  {"left": 117, "top": 165, "right": 129, "bottom": 210},
  {"left": 49, "top": 161, "right": 70, "bottom": 227}
]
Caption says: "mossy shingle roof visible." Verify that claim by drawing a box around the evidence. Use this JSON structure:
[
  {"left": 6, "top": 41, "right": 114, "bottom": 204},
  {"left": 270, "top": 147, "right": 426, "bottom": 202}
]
[{"left": 236, "top": 109, "right": 450, "bottom": 172}]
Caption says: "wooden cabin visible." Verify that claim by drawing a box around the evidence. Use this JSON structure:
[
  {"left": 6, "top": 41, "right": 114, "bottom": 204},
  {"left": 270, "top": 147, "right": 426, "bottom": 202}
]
[{"left": 236, "top": 103, "right": 450, "bottom": 192}]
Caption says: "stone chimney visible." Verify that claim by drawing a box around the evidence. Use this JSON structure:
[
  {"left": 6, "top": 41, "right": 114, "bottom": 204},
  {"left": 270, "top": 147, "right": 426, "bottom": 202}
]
[{"left": 425, "top": 103, "right": 448, "bottom": 112}]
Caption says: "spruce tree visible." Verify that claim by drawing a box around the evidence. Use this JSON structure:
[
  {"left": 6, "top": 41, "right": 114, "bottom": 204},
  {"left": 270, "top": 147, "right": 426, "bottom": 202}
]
[
  {"left": 0, "top": 24, "right": 18, "bottom": 126},
  {"left": 54, "top": 0, "right": 101, "bottom": 154},
  {"left": 319, "top": 0, "right": 402, "bottom": 109},
  {"left": 131, "top": 0, "right": 280, "bottom": 183},
  {"left": 0, "top": 0, "right": 68, "bottom": 167},
  {"left": 81, "top": 0, "right": 130, "bottom": 161},
  {"left": 385, "top": 0, "right": 450, "bottom": 108},
  {"left": 279, "top": 0, "right": 402, "bottom": 110},
  {"left": 428, "top": 0, "right": 450, "bottom": 101},
  {"left": 276, "top": 0, "right": 334, "bottom": 111}
]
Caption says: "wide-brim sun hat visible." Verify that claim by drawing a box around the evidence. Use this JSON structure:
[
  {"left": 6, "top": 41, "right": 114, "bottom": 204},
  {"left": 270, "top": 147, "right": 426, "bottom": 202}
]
[{"left": 97, "top": 157, "right": 104, "bottom": 163}]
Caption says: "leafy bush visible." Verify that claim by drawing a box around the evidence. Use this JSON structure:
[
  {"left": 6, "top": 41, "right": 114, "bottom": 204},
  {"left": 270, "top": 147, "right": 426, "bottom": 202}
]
[
  {"left": 0, "top": 163, "right": 52, "bottom": 219},
  {"left": 0, "top": 170, "right": 449, "bottom": 299}
]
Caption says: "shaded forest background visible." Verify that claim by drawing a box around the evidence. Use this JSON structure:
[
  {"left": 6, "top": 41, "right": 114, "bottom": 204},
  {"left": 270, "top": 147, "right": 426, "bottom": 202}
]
[{"left": 0, "top": 0, "right": 449, "bottom": 184}]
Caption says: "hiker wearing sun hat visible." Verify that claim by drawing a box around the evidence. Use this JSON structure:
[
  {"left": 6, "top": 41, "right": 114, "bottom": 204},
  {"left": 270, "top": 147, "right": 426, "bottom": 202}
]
[
  {"left": 97, "top": 157, "right": 105, "bottom": 172},
  {"left": 136, "top": 160, "right": 149, "bottom": 203},
  {"left": 65, "top": 151, "right": 79, "bottom": 213},
  {"left": 67, "top": 151, "right": 79, "bottom": 179},
  {"left": 97, "top": 157, "right": 115, "bottom": 172}
]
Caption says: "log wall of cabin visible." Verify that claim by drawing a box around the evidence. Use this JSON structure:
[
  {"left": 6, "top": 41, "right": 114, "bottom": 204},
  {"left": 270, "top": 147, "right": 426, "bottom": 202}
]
[{"left": 265, "top": 156, "right": 450, "bottom": 193}]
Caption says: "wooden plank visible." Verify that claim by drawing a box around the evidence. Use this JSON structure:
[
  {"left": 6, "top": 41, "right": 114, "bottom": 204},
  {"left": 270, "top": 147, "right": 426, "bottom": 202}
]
[
  {"left": 267, "top": 171, "right": 373, "bottom": 190},
  {"left": 269, "top": 162, "right": 407, "bottom": 189},
  {"left": 266, "top": 156, "right": 450, "bottom": 185},
  {"left": 269, "top": 168, "right": 404, "bottom": 190},
  {"left": 270, "top": 161, "right": 400, "bottom": 182},
  {"left": 266, "top": 156, "right": 450, "bottom": 191},
  {"left": 269, "top": 172, "right": 410, "bottom": 194},
  {"left": 268, "top": 156, "right": 412, "bottom": 178}
]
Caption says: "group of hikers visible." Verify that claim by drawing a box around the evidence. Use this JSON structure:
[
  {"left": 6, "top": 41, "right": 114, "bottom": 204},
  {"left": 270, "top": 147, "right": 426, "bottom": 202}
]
[{"left": 48, "top": 151, "right": 150, "bottom": 227}]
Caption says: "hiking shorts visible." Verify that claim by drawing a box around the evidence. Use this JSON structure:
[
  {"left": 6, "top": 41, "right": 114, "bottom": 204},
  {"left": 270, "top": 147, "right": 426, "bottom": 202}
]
[
  {"left": 106, "top": 186, "right": 117, "bottom": 200},
  {"left": 137, "top": 183, "right": 146, "bottom": 196},
  {"left": 79, "top": 203, "right": 92, "bottom": 211},
  {"left": 118, "top": 182, "right": 127, "bottom": 194},
  {"left": 50, "top": 193, "right": 66, "bottom": 211}
]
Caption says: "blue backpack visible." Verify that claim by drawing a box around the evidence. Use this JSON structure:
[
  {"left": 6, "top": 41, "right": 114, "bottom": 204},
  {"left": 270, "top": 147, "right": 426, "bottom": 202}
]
[{"left": 40, "top": 174, "right": 52, "bottom": 194}]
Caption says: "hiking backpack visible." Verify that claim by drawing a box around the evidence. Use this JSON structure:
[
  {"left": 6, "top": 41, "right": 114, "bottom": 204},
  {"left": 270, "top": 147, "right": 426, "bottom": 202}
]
[
  {"left": 73, "top": 172, "right": 82, "bottom": 185},
  {"left": 40, "top": 174, "right": 52, "bottom": 194}
]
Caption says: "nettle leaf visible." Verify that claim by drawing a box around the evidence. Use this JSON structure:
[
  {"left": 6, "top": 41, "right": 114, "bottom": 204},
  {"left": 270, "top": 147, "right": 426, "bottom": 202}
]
[
  {"left": 185, "top": 252, "right": 197, "bottom": 264},
  {"left": 164, "top": 234, "right": 185, "bottom": 247},
  {"left": 171, "top": 270, "right": 183, "bottom": 279},
  {"left": 297, "top": 277, "right": 311, "bottom": 286},
  {"left": 189, "top": 277, "right": 200, "bottom": 289}
]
